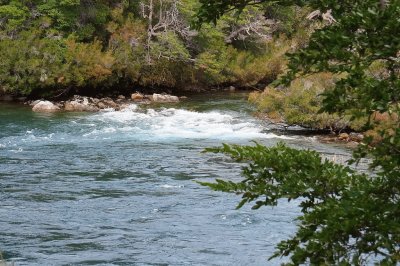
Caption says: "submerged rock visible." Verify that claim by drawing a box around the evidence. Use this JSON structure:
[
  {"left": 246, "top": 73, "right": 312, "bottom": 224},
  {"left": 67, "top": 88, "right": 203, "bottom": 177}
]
[
  {"left": 32, "top": 101, "right": 60, "bottom": 112},
  {"left": 152, "top": 93, "right": 179, "bottom": 103}
]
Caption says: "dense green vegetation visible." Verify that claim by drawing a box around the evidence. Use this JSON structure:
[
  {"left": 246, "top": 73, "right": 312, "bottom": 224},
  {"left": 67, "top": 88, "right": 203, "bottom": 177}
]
[
  {"left": 198, "top": 0, "right": 400, "bottom": 265},
  {"left": 0, "top": 0, "right": 308, "bottom": 97},
  {"left": 249, "top": 73, "right": 367, "bottom": 131}
]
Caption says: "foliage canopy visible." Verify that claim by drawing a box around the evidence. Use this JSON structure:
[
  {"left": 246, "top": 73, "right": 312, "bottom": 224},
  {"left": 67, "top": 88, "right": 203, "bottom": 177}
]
[{"left": 0, "top": 0, "right": 296, "bottom": 96}]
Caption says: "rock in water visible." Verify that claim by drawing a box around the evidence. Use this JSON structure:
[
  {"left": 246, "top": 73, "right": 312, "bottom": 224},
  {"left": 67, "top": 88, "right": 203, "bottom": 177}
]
[
  {"left": 32, "top": 101, "right": 60, "bottom": 112},
  {"left": 152, "top": 93, "right": 179, "bottom": 103},
  {"left": 64, "top": 100, "right": 98, "bottom": 112},
  {"left": 131, "top": 92, "right": 144, "bottom": 101},
  {"left": 101, "top": 98, "right": 118, "bottom": 108},
  {"left": 30, "top": 100, "right": 42, "bottom": 106},
  {"left": 338, "top": 133, "right": 349, "bottom": 141},
  {"left": 349, "top": 132, "right": 364, "bottom": 142},
  {"left": 97, "top": 102, "right": 107, "bottom": 109}
]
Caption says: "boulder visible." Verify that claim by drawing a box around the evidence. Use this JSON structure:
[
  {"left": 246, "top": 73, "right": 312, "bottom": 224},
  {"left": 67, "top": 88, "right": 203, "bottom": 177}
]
[
  {"left": 118, "top": 103, "right": 131, "bottom": 110},
  {"left": 55, "top": 102, "right": 64, "bottom": 109},
  {"left": 30, "top": 100, "right": 42, "bottom": 106},
  {"left": 64, "top": 100, "right": 98, "bottom": 112},
  {"left": 91, "top": 98, "right": 100, "bottom": 104},
  {"left": 82, "top": 97, "right": 89, "bottom": 105},
  {"left": 32, "top": 101, "right": 60, "bottom": 112},
  {"left": 131, "top": 92, "right": 144, "bottom": 101},
  {"left": 338, "top": 133, "right": 349, "bottom": 141},
  {"left": 102, "top": 98, "right": 118, "bottom": 108},
  {"left": 152, "top": 93, "right": 179, "bottom": 103},
  {"left": 97, "top": 102, "right": 107, "bottom": 109},
  {"left": 349, "top": 132, "right": 364, "bottom": 142}
]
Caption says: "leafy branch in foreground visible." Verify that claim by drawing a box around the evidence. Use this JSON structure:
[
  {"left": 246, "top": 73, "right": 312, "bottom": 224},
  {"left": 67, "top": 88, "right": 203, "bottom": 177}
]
[{"left": 201, "top": 142, "right": 400, "bottom": 265}]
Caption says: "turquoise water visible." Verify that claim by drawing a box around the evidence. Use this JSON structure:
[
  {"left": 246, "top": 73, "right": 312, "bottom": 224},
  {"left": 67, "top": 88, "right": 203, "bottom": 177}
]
[{"left": 0, "top": 93, "right": 351, "bottom": 265}]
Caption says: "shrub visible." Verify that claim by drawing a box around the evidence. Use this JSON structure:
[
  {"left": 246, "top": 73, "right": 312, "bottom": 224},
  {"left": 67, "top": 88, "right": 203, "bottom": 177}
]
[
  {"left": 250, "top": 73, "right": 367, "bottom": 131},
  {"left": 0, "top": 31, "right": 114, "bottom": 96}
]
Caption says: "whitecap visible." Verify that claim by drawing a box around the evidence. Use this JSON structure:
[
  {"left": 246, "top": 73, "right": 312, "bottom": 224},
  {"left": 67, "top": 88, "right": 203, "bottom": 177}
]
[
  {"left": 159, "top": 184, "right": 184, "bottom": 189},
  {"left": 83, "top": 106, "right": 293, "bottom": 141},
  {"left": 263, "top": 133, "right": 294, "bottom": 140}
]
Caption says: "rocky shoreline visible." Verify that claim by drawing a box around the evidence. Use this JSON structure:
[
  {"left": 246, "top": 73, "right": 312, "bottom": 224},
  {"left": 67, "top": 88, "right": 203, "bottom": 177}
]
[
  {"left": 315, "top": 132, "right": 364, "bottom": 147},
  {"left": 258, "top": 114, "right": 365, "bottom": 145},
  {"left": 27, "top": 93, "right": 182, "bottom": 113}
]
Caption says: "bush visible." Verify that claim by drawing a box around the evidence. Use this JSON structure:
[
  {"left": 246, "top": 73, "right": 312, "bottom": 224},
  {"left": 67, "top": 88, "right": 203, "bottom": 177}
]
[
  {"left": 0, "top": 31, "right": 114, "bottom": 96},
  {"left": 0, "top": 31, "right": 66, "bottom": 95},
  {"left": 226, "top": 37, "right": 290, "bottom": 87},
  {"left": 249, "top": 73, "right": 367, "bottom": 131},
  {"left": 63, "top": 38, "right": 114, "bottom": 88}
]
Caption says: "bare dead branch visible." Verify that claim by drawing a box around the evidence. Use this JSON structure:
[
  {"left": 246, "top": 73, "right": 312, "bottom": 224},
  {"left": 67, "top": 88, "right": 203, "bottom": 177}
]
[
  {"left": 225, "top": 15, "right": 276, "bottom": 43},
  {"left": 140, "top": 0, "right": 197, "bottom": 64},
  {"left": 307, "top": 9, "right": 336, "bottom": 24}
]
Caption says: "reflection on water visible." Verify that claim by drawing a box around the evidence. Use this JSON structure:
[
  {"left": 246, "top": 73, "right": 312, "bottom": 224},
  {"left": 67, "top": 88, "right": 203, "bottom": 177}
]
[{"left": 0, "top": 93, "right": 352, "bottom": 265}]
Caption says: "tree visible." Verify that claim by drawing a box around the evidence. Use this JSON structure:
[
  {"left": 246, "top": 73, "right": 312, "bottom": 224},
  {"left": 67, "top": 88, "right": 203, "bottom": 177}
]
[
  {"left": 139, "top": 0, "right": 195, "bottom": 64},
  {"left": 0, "top": 1, "right": 28, "bottom": 38},
  {"left": 197, "top": 0, "right": 400, "bottom": 264}
]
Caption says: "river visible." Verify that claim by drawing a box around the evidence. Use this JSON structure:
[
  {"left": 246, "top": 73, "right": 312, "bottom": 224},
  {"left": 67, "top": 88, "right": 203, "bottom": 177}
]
[{"left": 0, "top": 93, "right": 352, "bottom": 265}]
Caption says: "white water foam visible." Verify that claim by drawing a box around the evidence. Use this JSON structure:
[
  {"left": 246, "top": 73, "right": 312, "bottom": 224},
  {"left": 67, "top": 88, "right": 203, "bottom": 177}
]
[
  {"left": 84, "top": 105, "right": 292, "bottom": 141},
  {"left": 159, "top": 184, "right": 184, "bottom": 189},
  {"left": 21, "top": 133, "right": 54, "bottom": 142},
  {"left": 0, "top": 105, "right": 292, "bottom": 148}
]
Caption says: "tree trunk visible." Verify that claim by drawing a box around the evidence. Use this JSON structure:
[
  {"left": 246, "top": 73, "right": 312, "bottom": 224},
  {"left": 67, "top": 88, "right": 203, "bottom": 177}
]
[{"left": 380, "top": 0, "right": 387, "bottom": 10}]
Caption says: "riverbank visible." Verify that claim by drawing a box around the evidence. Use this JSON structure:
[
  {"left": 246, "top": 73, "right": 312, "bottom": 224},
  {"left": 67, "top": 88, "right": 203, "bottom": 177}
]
[{"left": 255, "top": 112, "right": 365, "bottom": 147}]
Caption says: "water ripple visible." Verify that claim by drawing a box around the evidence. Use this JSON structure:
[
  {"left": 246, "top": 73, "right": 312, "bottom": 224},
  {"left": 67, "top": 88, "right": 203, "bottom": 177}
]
[{"left": 0, "top": 95, "right": 352, "bottom": 265}]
